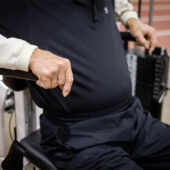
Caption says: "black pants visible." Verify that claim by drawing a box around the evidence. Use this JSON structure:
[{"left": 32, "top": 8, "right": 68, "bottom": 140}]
[{"left": 40, "top": 97, "right": 170, "bottom": 170}]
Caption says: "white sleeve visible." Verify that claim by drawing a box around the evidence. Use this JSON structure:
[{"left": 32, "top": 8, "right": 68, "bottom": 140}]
[
  {"left": 114, "top": 0, "right": 139, "bottom": 25},
  {"left": 0, "top": 34, "right": 37, "bottom": 72}
]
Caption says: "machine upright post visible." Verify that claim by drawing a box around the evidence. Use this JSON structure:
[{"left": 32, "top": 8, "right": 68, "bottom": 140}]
[
  {"left": 149, "top": 0, "right": 154, "bottom": 26},
  {"left": 15, "top": 89, "right": 36, "bottom": 142},
  {"left": 0, "top": 81, "right": 8, "bottom": 162},
  {"left": 138, "top": 0, "right": 142, "bottom": 18}
]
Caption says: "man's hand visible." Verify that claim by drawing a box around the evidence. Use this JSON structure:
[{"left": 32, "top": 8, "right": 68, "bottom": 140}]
[
  {"left": 29, "top": 48, "right": 74, "bottom": 97},
  {"left": 126, "top": 18, "right": 158, "bottom": 54}
]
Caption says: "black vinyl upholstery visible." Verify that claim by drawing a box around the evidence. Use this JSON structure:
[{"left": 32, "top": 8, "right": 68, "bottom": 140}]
[
  {"left": 3, "top": 76, "right": 27, "bottom": 91},
  {"left": 21, "top": 130, "right": 57, "bottom": 170}
]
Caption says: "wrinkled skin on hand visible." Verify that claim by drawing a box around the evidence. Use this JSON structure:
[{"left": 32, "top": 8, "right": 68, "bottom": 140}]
[
  {"left": 126, "top": 18, "right": 158, "bottom": 54},
  {"left": 29, "top": 48, "right": 74, "bottom": 97}
]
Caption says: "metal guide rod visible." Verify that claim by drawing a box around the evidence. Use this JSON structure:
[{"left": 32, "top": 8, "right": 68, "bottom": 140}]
[
  {"left": 0, "top": 84, "right": 8, "bottom": 158},
  {"left": 138, "top": 0, "right": 142, "bottom": 18},
  {"left": 15, "top": 90, "right": 36, "bottom": 142},
  {"left": 149, "top": 0, "right": 154, "bottom": 26}
]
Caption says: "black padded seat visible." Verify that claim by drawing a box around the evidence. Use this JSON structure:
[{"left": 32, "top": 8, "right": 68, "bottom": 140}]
[{"left": 21, "top": 130, "right": 57, "bottom": 170}]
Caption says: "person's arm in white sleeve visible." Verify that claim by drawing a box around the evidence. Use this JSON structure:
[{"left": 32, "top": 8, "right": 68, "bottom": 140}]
[
  {"left": 115, "top": 0, "right": 157, "bottom": 54},
  {"left": 0, "top": 34, "right": 37, "bottom": 71},
  {"left": 114, "top": 0, "right": 139, "bottom": 26}
]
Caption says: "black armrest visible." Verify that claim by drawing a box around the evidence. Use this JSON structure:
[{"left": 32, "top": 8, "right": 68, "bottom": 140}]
[
  {"left": 0, "top": 68, "right": 38, "bottom": 81},
  {"left": 3, "top": 77, "right": 28, "bottom": 91},
  {"left": 120, "top": 32, "right": 136, "bottom": 42}
]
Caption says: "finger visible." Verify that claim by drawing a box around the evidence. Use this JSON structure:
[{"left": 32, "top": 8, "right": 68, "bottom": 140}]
[
  {"left": 59, "top": 84, "right": 64, "bottom": 90},
  {"left": 147, "top": 32, "right": 158, "bottom": 55},
  {"left": 62, "top": 67, "right": 73, "bottom": 97},
  {"left": 51, "top": 74, "right": 58, "bottom": 88},
  {"left": 40, "top": 76, "right": 52, "bottom": 89},
  {"left": 134, "top": 31, "right": 150, "bottom": 49},
  {"left": 36, "top": 79, "right": 43, "bottom": 88},
  {"left": 58, "top": 70, "right": 66, "bottom": 86},
  {"left": 50, "top": 69, "right": 59, "bottom": 88}
]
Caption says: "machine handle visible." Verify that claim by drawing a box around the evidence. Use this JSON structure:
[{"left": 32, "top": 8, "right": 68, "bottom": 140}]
[
  {"left": 120, "top": 32, "right": 136, "bottom": 42},
  {"left": 0, "top": 68, "right": 38, "bottom": 81}
]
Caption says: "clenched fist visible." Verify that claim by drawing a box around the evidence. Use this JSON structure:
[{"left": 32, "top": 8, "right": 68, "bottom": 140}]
[
  {"left": 29, "top": 48, "right": 74, "bottom": 97},
  {"left": 126, "top": 18, "right": 158, "bottom": 55}
]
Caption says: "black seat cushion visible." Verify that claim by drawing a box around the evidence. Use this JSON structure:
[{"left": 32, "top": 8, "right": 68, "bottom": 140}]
[{"left": 21, "top": 130, "right": 57, "bottom": 170}]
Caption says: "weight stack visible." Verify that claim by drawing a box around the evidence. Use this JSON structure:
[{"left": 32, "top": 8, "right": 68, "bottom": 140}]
[{"left": 135, "top": 47, "right": 169, "bottom": 119}]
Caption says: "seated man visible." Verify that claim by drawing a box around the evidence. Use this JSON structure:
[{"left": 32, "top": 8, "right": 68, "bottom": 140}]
[{"left": 0, "top": 0, "right": 169, "bottom": 169}]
